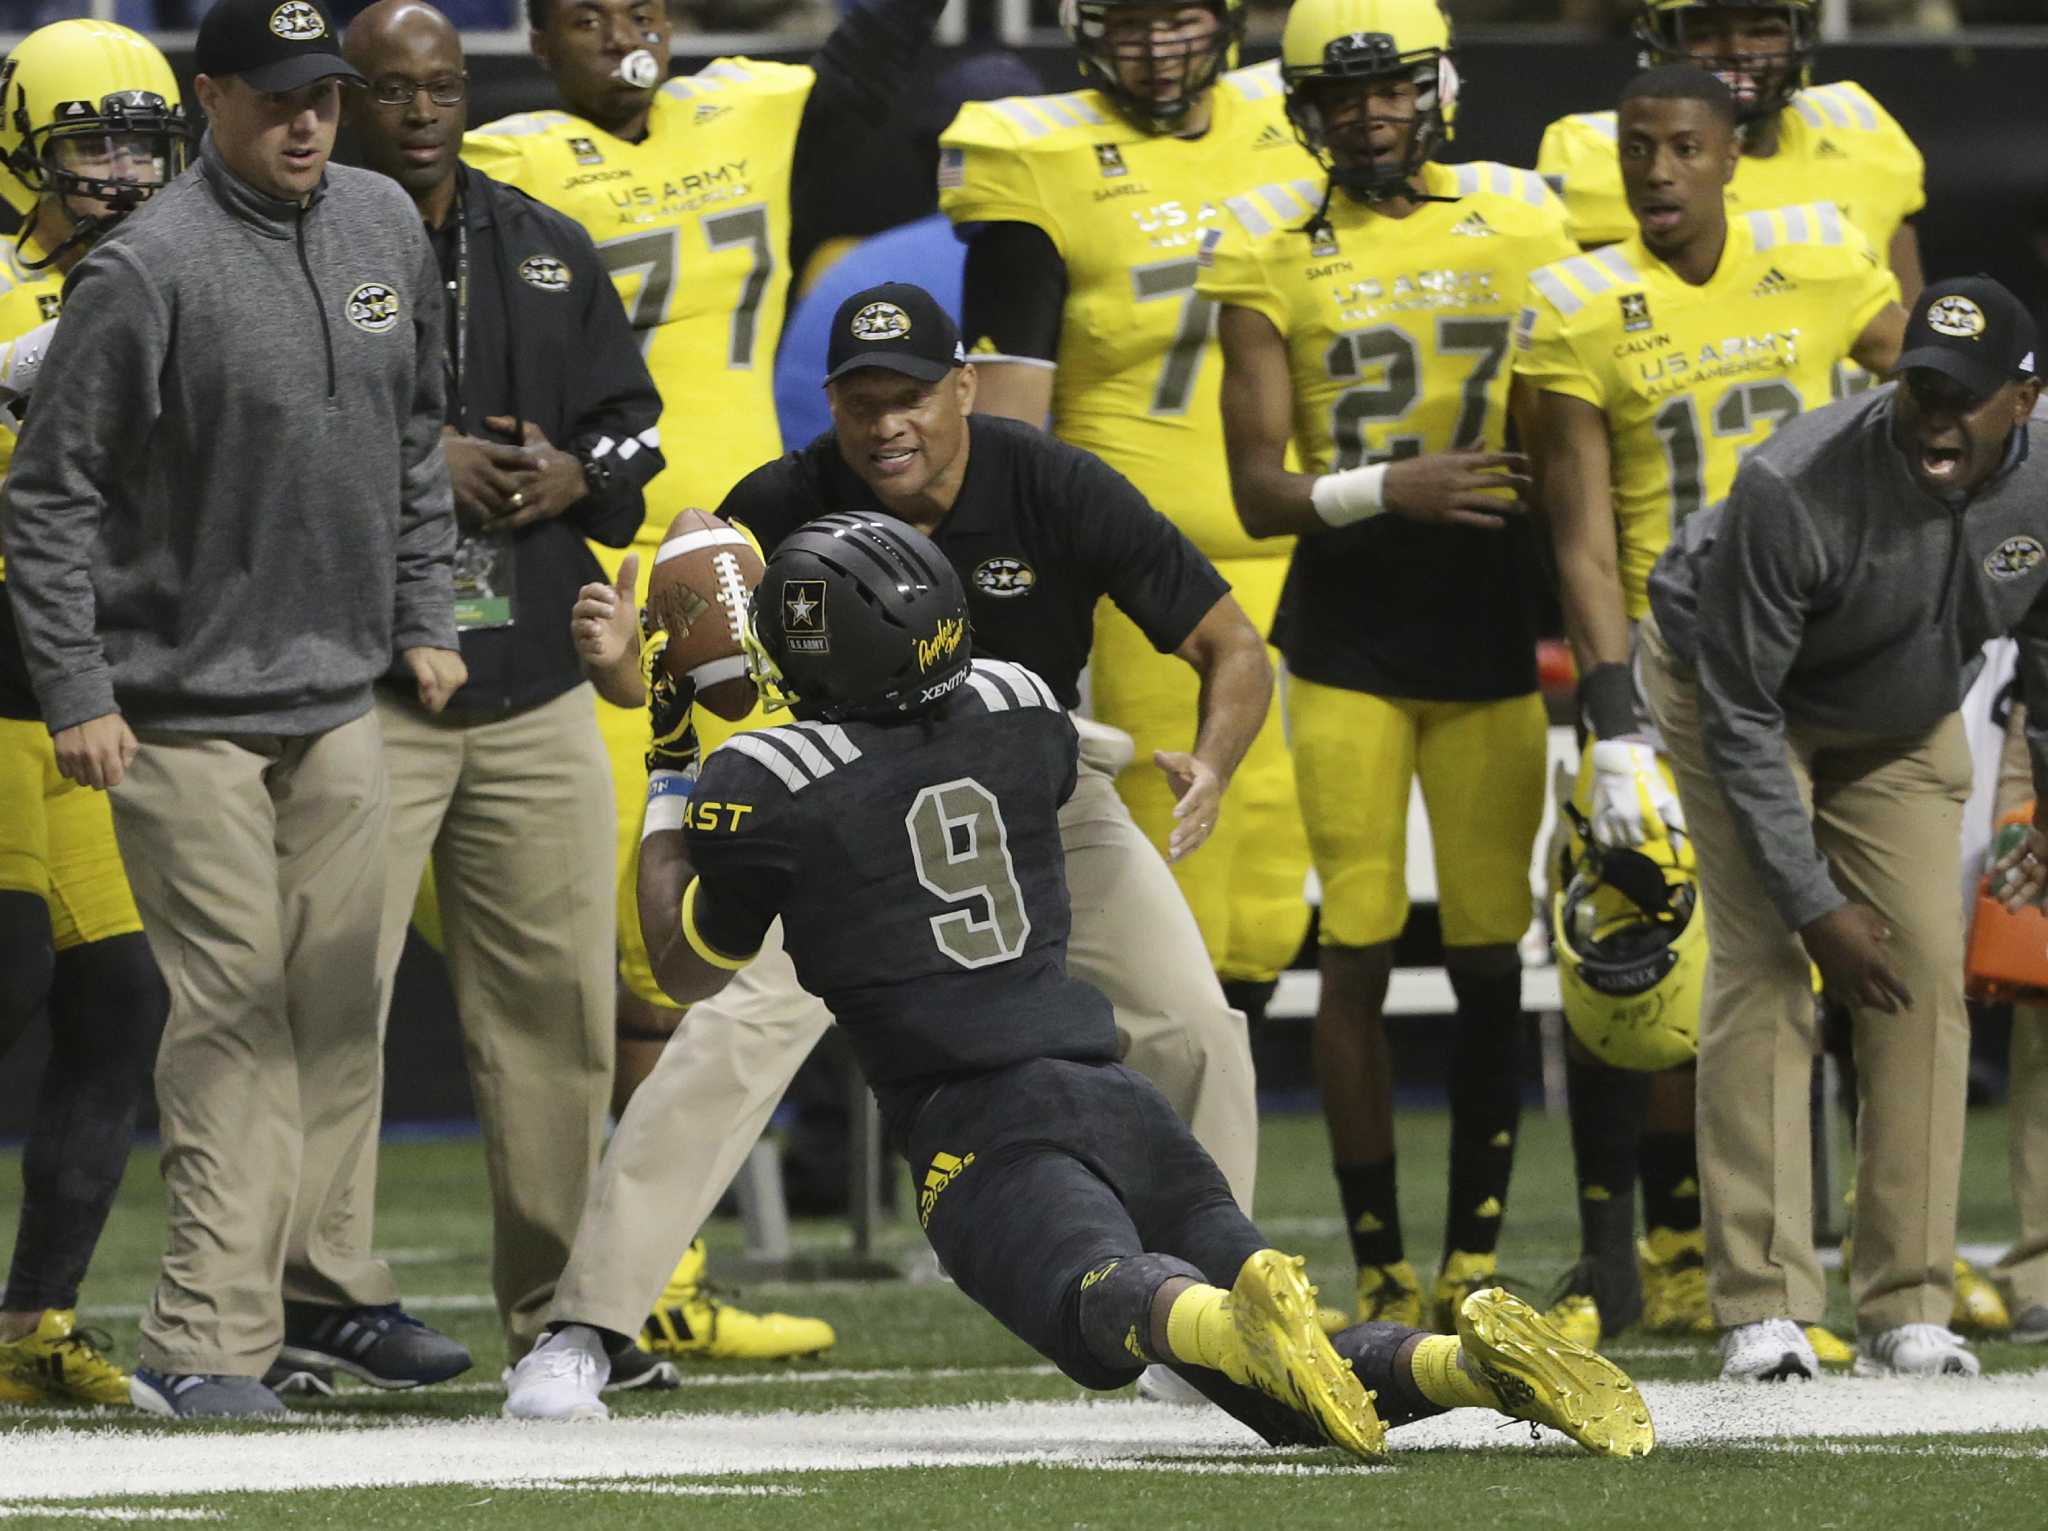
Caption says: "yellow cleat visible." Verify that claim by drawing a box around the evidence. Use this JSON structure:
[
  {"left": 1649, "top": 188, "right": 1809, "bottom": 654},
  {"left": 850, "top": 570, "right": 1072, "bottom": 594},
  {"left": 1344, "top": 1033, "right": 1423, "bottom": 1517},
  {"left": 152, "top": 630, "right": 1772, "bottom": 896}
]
[
  {"left": 1639, "top": 1228, "right": 1714, "bottom": 1335},
  {"left": 1543, "top": 1294, "right": 1602, "bottom": 1352},
  {"left": 1431, "top": 1252, "right": 1498, "bottom": 1335},
  {"left": 1457, "top": 1287, "right": 1655, "bottom": 1459},
  {"left": 1805, "top": 1325, "right": 1856, "bottom": 1368},
  {"left": 1954, "top": 1259, "right": 2012, "bottom": 1334},
  {"left": 1356, "top": 1260, "right": 1426, "bottom": 1327},
  {"left": 641, "top": 1241, "right": 835, "bottom": 1361},
  {"left": 0, "top": 1310, "right": 131, "bottom": 1407},
  {"left": 1232, "top": 1250, "right": 1386, "bottom": 1464}
]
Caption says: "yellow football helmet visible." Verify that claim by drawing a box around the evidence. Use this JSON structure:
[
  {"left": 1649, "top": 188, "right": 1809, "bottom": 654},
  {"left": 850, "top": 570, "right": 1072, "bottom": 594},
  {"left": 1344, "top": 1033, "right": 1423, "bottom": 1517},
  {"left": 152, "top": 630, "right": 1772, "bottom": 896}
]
[
  {"left": 1550, "top": 754, "right": 1705, "bottom": 1071},
  {"left": 1060, "top": 0, "right": 1246, "bottom": 134},
  {"left": 1280, "top": 0, "right": 1458, "bottom": 204},
  {"left": 1637, "top": 1, "right": 1818, "bottom": 124},
  {"left": 0, "top": 20, "right": 192, "bottom": 267}
]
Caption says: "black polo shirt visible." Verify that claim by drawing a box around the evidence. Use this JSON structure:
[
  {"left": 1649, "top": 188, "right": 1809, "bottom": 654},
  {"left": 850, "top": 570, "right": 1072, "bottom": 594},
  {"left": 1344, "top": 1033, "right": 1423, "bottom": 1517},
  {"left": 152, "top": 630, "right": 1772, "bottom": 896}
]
[{"left": 715, "top": 415, "right": 1228, "bottom": 708}]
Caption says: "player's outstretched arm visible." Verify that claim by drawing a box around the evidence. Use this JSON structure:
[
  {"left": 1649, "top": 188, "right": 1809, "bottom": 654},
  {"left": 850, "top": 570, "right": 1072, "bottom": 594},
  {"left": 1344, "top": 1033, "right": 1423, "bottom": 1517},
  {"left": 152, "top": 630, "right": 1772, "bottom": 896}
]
[
  {"left": 1219, "top": 304, "right": 1530, "bottom": 536},
  {"left": 1160, "top": 593, "right": 1272, "bottom": 862},
  {"left": 638, "top": 825, "right": 737, "bottom": 1008}
]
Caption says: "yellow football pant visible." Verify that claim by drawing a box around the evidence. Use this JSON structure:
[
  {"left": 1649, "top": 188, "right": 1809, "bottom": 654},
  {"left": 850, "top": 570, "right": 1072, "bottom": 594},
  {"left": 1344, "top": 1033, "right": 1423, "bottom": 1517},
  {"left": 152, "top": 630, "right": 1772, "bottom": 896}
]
[
  {"left": 0, "top": 716, "right": 144, "bottom": 950},
  {"left": 1089, "top": 555, "right": 1310, "bottom": 984},
  {"left": 1288, "top": 677, "right": 1546, "bottom": 950}
]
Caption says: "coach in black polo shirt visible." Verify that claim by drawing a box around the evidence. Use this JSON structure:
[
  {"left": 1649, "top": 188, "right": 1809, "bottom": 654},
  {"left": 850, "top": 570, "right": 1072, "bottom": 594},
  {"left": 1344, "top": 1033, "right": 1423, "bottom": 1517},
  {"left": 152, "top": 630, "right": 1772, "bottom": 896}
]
[{"left": 316, "top": 0, "right": 663, "bottom": 1377}]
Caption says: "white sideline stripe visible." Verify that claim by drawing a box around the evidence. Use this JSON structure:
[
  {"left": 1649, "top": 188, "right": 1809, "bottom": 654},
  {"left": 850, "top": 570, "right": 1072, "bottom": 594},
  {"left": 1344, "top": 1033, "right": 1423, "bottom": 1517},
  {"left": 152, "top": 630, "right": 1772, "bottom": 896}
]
[
  {"left": 0, "top": 1512, "right": 222, "bottom": 1524},
  {"left": 13, "top": 1380, "right": 2048, "bottom": 1499},
  {"left": 421, "top": 1363, "right": 1061, "bottom": 1399}
]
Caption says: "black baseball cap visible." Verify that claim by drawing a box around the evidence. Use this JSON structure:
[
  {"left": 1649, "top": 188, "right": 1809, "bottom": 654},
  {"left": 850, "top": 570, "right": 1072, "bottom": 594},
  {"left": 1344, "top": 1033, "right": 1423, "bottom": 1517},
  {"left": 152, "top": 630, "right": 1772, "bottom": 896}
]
[
  {"left": 823, "top": 282, "right": 967, "bottom": 387},
  {"left": 1896, "top": 275, "right": 2039, "bottom": 402},
  {"left": 195, "top": 0, "right": 363, "bottom": 92}
]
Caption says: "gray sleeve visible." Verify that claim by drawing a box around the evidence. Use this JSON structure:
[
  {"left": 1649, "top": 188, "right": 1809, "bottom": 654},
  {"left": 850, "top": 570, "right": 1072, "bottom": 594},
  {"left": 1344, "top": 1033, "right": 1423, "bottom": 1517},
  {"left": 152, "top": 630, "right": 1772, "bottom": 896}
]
[
  {"left": 0, "top": 243, "right": 167, "bottom": 733},
  {"left": 391, "top": 223, "right": 456, "bottom": 655},
  {"left": 1693, "top": 458, "right": 1844, "bottom": 933}
]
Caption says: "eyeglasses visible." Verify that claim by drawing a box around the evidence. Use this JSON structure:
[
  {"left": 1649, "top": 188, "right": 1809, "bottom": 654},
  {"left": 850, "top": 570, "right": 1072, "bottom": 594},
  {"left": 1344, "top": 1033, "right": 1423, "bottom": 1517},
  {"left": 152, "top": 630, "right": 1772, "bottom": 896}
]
[{"left": 367, "top": 75, "right": 468, "bottom": 107}]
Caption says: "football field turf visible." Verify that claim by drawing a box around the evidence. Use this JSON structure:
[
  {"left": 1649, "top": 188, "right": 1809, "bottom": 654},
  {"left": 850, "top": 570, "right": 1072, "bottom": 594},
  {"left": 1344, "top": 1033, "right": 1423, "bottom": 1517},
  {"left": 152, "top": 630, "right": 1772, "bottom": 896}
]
[{"left": 3, "top": 1106, "right": 2045, "bottom": 1527}]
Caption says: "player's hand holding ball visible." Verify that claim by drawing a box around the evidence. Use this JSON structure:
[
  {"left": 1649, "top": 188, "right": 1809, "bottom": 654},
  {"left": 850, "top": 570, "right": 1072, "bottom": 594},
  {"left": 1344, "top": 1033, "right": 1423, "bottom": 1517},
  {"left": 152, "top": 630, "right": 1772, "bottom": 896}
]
[{"left": 645, "top": 509, "right": 765, "bottom": 722}]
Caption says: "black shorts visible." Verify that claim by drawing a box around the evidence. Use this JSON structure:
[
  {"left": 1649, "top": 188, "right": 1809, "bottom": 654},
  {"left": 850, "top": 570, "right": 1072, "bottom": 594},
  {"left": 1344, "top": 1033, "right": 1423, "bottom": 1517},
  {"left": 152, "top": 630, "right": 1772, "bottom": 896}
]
[{"left": 905, "top": 1057, "right": 1262, "bottom": 1390}]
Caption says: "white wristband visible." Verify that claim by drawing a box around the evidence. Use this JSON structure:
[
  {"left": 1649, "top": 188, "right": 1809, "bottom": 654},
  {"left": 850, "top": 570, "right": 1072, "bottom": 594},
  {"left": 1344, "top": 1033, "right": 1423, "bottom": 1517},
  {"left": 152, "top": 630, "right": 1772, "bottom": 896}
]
[
  {"left": 642, "top": 767, "right": 695, "bottom": 838},
  {"left": 1309, "top": 463, "right": 1390, "bottom": 527}
]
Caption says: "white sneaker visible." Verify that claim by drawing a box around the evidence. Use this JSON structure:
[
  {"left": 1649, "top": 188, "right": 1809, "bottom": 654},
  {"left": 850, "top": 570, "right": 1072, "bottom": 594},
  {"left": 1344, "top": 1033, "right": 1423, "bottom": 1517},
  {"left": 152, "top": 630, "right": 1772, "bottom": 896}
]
[
  {"left": 1136, "top": 1363, "right": 1208, "bottom": 1407},
  {"left": 1719, "top": 1319, "right": 1817, "bottom": 1382},
  {"left": 503, "top": 1325, "right": 611, "bottom": 1420},
  {"left": 1854, "top": 1324, "right": 1981, "bottom": 1378}
]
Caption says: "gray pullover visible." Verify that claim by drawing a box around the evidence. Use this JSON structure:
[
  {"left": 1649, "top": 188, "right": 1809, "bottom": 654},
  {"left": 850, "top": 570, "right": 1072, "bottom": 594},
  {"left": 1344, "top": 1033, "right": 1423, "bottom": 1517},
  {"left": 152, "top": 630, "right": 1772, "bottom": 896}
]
[
  {"left": 0, "top": 133, "right": 454, "bottom": 736},
  {"left": 1649, "top": 386, "right": 2048, "bottom": 933}
]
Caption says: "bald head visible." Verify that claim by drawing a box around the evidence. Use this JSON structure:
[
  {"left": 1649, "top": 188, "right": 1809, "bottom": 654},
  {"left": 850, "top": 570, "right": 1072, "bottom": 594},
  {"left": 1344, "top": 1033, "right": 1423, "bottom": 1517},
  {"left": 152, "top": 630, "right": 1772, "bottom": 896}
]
[
  {"left": 343, "top": 0, "right": 468, "bottom": 218},
  {"left": 344, "top": 0, "right": 460, "bottom": 70}
]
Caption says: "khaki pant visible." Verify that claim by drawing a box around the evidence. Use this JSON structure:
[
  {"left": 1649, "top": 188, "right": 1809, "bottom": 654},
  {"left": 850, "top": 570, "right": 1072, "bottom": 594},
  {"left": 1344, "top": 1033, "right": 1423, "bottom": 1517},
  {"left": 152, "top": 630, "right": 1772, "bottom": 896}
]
[
  {"left": 551, "top": 715, "right": 1259, "bottom": 1338},
  {"left": 1639, "top": 616, "right": 1970, "bottom": 1333},
  {"left": 112, "top": 711, "right": 398, "bottom": 1376},
  {"left": 346, "top": 684, "right": 616, "bottom": 1360},
  {"left": 1991, "top": 703, "right": 2048, "bottom": 1313}
]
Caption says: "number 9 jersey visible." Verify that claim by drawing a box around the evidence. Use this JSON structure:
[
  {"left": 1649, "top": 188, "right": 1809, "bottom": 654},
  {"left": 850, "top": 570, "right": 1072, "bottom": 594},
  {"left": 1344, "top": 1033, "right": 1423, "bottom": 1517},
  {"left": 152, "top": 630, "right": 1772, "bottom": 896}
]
[
  {"left": 465, "top": 58, "right": 813, "bottom": 542},
  {"left": 1511, "top": 202, "right": 1898, "bottom": 618}
]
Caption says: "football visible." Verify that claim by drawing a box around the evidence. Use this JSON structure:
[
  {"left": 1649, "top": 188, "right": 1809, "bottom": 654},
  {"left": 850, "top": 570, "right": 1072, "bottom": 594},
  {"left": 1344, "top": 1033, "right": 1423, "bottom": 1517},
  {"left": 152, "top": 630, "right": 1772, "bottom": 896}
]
[{"left": 646, "top": 507, "right": 765, "bottom": 722}]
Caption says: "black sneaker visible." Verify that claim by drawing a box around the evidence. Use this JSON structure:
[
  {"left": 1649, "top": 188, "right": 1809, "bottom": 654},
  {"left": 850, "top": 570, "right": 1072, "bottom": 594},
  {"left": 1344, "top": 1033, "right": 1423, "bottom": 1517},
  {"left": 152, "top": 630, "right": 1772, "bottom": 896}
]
[
  {"left": 131, "top": 1367, "right": 287, "bottom": 1419},
  {"left": 278, "top": 1302, "right": 472, "bottom": 1390},
  {"left": 602, "top": 1342, "right": 680, "bottom": 1393},
  {"left": 261, "top": 1358, "right": 336, "bottom": 1397}
]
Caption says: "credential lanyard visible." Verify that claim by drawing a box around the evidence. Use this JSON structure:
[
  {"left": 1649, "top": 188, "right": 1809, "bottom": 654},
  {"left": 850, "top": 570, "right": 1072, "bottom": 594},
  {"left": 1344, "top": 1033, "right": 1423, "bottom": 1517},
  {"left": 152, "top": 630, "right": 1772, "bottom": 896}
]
[{"left": 445, "top": 176, "right": 469, "bottom": 428}]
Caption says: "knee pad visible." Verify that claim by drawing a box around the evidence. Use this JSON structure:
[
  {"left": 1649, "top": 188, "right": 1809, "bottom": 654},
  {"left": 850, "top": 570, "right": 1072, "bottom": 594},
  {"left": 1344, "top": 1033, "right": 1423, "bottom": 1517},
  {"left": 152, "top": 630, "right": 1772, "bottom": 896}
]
[{"left": 1073, "top": 1252, "right": 1206, "bottom": 1374}]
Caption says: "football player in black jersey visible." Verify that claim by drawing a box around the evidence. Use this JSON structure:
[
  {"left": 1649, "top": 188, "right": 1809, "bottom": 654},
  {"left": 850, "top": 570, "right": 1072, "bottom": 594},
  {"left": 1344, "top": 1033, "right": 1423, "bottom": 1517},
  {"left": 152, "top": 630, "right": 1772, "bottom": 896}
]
[{"left": 506, "top": 512, "right": 1654, "bottom": 1462}]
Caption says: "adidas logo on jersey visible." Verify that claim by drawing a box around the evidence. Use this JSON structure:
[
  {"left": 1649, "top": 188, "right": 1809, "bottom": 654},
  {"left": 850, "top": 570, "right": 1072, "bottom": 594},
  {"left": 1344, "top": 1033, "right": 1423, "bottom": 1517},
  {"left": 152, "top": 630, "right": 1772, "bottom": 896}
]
[
  {"left": 1251, "top": 123, "right": 1292, "bottom": 151},
  {"left": 1449, "top": 211, "right": 1496, "bottom": 238},
  {"left": 1752, "top": 266, "right": 1794, "bottom": 297},
  {"left": 1817, "top": 138, "right": 1846, "bottom": 158}
]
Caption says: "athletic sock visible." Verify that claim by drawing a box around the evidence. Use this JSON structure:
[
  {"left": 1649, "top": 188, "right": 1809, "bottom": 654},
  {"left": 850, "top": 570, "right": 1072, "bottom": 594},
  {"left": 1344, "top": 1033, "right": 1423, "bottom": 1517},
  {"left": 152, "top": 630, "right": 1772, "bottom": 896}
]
[
  {"left": 1564, "top": 1050, "right": 1649, "bottom": 1262},
  {"left": 1410, "top": 1334, "right": 1498, "bottom": 1411},
  {"left": 1335, "top": 1158, "right": 1403, "bottom": 1268},
  {"left": 1639, "top": 1130, "right": 1702, "bottom": 1235},
  {"left": 1164, "top": 1283, "right": 1248, "bottom": 1385},
  {"left": 1444, "top": 968, "right": 1523, "bottom": 1258}
]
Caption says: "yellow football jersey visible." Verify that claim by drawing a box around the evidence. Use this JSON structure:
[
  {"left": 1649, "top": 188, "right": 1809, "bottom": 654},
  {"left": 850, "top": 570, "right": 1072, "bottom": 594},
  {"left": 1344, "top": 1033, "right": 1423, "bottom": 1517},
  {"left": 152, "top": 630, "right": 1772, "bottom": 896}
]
[
  {"left": 465, "top": 58, "right": 814, "bottom": 549},
  {"left": 0, "top": 239, "right": 63, "bottom": 580},
  {"left": 1198, "top": 159, "right": 1575, "bottom": 475},
  {"left": 939, "top": 61, "right": 1317, "bottom": 563},
  {"left": 1512, "top": 202, "right": 1899, "bottom": 616},
  {"left": 1535, "top": 80, "right": 1924, "bottom": 257}
]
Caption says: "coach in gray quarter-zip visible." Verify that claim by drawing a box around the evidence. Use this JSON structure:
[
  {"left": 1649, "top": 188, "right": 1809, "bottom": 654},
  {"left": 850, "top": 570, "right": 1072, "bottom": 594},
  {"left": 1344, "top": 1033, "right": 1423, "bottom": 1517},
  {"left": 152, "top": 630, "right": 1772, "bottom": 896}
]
[
  {"left": 1637, "top": 274, "right": 2048, "bottom": 1383},
  {"left": 0, "top": 0, "right": 470, "bottom": 1419}
]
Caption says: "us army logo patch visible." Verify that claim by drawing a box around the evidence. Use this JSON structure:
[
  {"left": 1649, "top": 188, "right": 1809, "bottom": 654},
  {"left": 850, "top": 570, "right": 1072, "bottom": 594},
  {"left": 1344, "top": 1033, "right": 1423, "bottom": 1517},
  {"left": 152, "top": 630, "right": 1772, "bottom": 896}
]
[
  {"left": 783, "top": 579, "right": 828, "bottom": 652},
  {"left": 1094, "top": 143, "right": 1128, "bottom": 178},
  {"left": 568, "top": 136, "right": 603, "bottom": 167},
  {"left": 973, "top": 557, "right": 1036, "bottom": 599},
  {"left": 1619, "top": 292, "right": 1652, "bottom": 333},
  {"left": 1986, "top": 536, "right": 2045, "bottom": 581},
  {"left": 518, "top": 255, "right": 571, "bottom": 292}
]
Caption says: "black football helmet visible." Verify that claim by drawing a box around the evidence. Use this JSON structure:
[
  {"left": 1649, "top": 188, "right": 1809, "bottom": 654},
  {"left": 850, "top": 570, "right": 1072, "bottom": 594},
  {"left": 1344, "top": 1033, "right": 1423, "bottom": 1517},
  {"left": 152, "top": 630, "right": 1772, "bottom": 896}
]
[
  {"left": 1637, "top": 1, "right": 1818, "bottom": 125},
  {"left": 744, "top": 513, "right": 972, "bottom": 724}
]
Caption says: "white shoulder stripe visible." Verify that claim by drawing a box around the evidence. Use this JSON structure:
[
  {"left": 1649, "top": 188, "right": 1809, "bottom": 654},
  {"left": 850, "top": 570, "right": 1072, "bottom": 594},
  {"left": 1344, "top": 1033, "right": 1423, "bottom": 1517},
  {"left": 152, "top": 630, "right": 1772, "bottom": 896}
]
[
  {"left": 1222, "top": 194, "right": 1272, "bottom": 238},
  {"left": 992, "top": 98, "right": 1053, "bottom": 138},
  {"left": 794, "top": 721, "right": 863, "bottom": 764},
  {"left": 1589, "top": 244, "right": 1638, "bottom": 284},
  {"left": 965, "top": 670, "right": 1012, "bottom": 712},
  {"left": 1529, "top": 266, "right": 1582, "bottom": 317},
  {"left": 755, "top": 726, "right": 837, "bottom": 782},
  {"left": 720, "top": 734, "right": 810, "bottom": 793},
  {"left": 974, "top": 659, "right": 1057, "bottom": 711},
  {"left": 1745, "top": 210, "right": 1778, "bottom": 250}
]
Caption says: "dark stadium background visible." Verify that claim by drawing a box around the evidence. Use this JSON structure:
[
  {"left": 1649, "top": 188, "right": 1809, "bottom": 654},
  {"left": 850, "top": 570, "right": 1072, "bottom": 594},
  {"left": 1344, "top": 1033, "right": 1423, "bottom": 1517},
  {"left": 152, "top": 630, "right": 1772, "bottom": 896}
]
[{"left": 2, "top": 32, "right": 2042, "bottom": 1138}]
